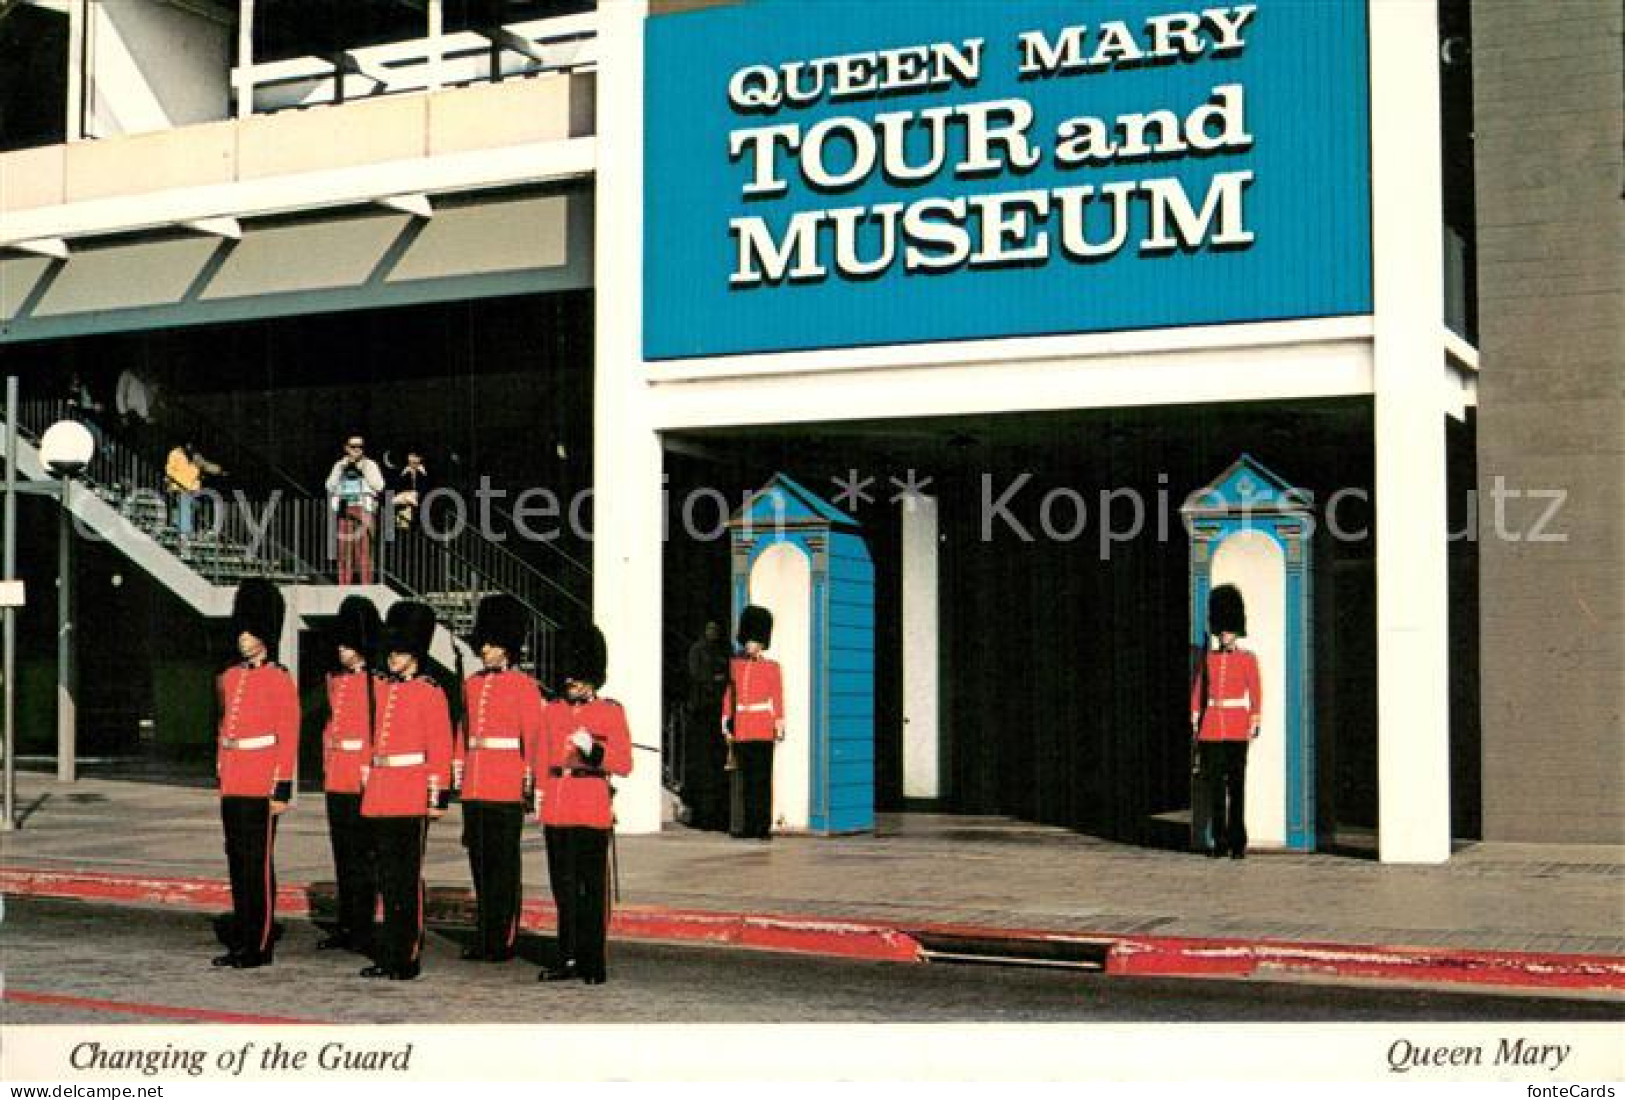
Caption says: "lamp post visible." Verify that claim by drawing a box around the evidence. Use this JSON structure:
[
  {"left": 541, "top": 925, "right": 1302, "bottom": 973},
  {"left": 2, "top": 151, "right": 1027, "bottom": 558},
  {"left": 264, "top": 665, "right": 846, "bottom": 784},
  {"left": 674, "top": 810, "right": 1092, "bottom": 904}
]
[
  {"left": 38, "top": 420, "right": 94, "bottom": 785},
  {"left": 3, "top": 390, "right": 99, "bottom": 828},
  {"left": 2, "top": 378, "right": 17, "bottom": 831}
]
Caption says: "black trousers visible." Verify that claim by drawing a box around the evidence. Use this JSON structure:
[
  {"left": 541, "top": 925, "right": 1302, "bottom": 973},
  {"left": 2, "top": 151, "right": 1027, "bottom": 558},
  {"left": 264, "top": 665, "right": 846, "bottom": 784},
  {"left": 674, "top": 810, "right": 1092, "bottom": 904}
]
[
  {"left": 220, "top": 796, "right": 278, "bottom": 959},
  {"left": 544, "top": 826, "right": 611, "bottom": 981},
  {"left": 1198, "top": 741, "right": 1250, "bottom": 855},
  {"left": 325, "top": 792, "right": 377, "bottom": 948},
  {"left": 730, "top": 741, "right": 775, "bottom": 839},
  {"left": 368, "top": 816, "right": 428, "bottom": 975},
  {"left": 463, "top": 801, "right": 525, "bottom": 959}
]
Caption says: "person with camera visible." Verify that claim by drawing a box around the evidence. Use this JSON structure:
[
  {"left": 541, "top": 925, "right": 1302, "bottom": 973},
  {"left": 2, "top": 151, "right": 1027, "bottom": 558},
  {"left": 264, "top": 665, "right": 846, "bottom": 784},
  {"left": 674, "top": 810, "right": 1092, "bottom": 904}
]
[{"left": 325, "top": 435, "right": 385, "bottom": 585}]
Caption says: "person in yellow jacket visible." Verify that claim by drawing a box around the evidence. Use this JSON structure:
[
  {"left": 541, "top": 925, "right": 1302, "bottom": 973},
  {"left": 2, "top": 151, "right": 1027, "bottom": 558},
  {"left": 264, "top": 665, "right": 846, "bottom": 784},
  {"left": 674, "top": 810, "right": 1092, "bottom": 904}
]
[{"left": 165, "top": 441, "right": 223, "bottom": 542}]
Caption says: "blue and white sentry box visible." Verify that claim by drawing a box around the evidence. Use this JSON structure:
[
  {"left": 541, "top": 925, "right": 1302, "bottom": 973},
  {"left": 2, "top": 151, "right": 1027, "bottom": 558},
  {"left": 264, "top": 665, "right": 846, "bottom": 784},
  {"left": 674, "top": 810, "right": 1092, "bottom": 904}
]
[
  {"left": 645, "top": 0, "right": 1371, "bottom": 360},
  {"left": 729, "top": 474, "right": 875, "bottom": 835}
]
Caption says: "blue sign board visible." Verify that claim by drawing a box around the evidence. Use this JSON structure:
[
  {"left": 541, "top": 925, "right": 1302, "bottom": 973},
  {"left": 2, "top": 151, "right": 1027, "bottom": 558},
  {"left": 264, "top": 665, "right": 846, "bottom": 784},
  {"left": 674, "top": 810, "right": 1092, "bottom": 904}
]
[{"left": 644, "top": 0, "right": 1371, "bottom": 360}]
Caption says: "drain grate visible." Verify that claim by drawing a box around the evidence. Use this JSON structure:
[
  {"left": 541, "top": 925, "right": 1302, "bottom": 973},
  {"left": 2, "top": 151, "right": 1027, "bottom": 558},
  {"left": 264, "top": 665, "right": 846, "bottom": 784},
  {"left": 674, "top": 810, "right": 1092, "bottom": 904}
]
[{"left": 910, "top": 931, "right": 1113, "bottom": 971}]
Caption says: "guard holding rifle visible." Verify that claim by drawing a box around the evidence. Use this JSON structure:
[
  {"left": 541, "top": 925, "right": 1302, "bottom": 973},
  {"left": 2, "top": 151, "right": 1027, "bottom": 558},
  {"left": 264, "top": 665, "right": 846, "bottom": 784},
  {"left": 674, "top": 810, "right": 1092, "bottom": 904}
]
[
  {"left": 212, "top": 579, "right": 299, "bottom": 970},
  {"left": 722, "top": 605, "right": 783, "bottom": 841},
  {"left": 360, "top": 600, "right": 453, "bottom": 980},
  {"left": 318, "top": 594, "right": 381, "bottom": 955},
  {"left": 456, "top": 594, "right": 545, "bottom": 963},
  {"left": 534, "top": 624, "right": 631, "bottom": 986}
]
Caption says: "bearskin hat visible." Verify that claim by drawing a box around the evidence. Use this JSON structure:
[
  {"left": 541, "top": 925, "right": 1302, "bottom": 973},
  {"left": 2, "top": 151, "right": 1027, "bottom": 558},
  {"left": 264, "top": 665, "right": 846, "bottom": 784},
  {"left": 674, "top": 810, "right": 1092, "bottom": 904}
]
[
  {"left": 333, "top": 594, "right": 381, "bottom": 660},
  {"left": 231, "top": 579, "right": 285, "bottom": 654},
  {"left": 471, "top": 593, "right": 528, "bottom": 659},
  {"left": 736, "top": 604, "right": 773, "bottom": 649},
  {"left": 557, "top": 622, "right": 608, "bottom": 691},
  {"left": 1207, "top": 584, "right": 1248, "bottom": 637},
  {"left": 382, "top": 600, "right": 437, "bottom": 661}
]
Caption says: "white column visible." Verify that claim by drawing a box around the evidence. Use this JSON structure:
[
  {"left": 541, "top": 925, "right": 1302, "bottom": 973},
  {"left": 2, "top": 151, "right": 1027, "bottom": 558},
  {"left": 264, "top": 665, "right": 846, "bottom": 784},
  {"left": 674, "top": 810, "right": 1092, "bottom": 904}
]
[
  {"left": 426, "top": 0, "right": 443, "bottom": 93},
  {"left": 1370, "top": 0, "right": 1451, "bottom": 863},
  {"left": 236, "top": 0, "right": 254, "bottom": 120},
  {"left": 593, "top": 0, "right": 662, "bottom": 834},
  {"left": 66, "top": 0, "right": 88, "bottom": 140},
  {"left": 901, "top": 495, "right": 939, "bottom": 800}
]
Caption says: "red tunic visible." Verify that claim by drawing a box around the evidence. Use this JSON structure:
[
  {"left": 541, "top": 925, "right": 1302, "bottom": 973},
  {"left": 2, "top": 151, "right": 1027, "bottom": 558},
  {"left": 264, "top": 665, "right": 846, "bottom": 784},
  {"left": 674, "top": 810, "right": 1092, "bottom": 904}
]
[
  {"left": 322, "top": 668, "right": 376, "bottom": 795},
  {"left": 721, "top": 656, "right": 783, "bottom": 743},
  {"left": 361, "top": 675, "right": 454, "bottom": 818},
  {"left": 1191, "top": 647, "right": 1263, "bottom": 742},
  {"left": 216, "top": 661, "right": 300, "bottom": 800},
  {"left": 456, "top": 667, "right": 546, "bottom": 804},
  {"left": 535, "top": 697, "right": 632, "bottom": 829}
]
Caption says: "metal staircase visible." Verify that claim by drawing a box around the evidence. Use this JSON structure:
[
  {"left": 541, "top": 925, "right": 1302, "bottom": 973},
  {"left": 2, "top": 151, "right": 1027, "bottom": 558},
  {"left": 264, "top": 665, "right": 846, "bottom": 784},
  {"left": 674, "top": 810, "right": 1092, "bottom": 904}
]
[{"left": 7, "top": 397, "right": 584, "bottom": 681}]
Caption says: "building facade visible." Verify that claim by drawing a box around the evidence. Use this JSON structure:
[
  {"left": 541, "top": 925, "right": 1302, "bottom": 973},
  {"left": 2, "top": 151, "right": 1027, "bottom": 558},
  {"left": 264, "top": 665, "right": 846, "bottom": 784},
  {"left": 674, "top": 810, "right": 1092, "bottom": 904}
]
[{"left": 0, "top": 0, "right": 1616, "bottom": 857}]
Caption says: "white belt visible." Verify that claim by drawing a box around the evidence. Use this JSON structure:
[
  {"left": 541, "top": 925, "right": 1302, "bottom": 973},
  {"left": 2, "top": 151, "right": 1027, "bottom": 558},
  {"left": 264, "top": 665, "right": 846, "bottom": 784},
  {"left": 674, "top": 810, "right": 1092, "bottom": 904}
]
[
  {"left": 736, "top": 702, "right": 774, "bottom": 713},
  {"left": 332, "top": 739, "right": 365, "bottom": 752},
  {"left": 222, "top": 735, "right": 276, "bottom": 750},
  {"left": 372, "top": 752, "right": 426, "bottom": 768},
  {"left": 1208, "top": 699, "right": 1251, "bottom": 709},
  {"left": 470, "top": 737, "right": 521, "bottom": 751}
]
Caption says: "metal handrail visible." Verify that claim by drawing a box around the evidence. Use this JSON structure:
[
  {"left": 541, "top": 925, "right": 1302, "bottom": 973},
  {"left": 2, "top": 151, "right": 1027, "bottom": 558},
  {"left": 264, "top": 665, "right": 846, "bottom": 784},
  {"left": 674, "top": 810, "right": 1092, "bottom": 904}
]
[
  {"left": 157, "top": 390, "right": 315, "bottom": 500},
  {"left": 12, "top": 397, "right": 573, "bottom": 676},
  {"left": 17, "top": 397, "right": 326, "bottom": 582},
  {"left": 238, "top": 13, "right": 598, "bottom": 114}
]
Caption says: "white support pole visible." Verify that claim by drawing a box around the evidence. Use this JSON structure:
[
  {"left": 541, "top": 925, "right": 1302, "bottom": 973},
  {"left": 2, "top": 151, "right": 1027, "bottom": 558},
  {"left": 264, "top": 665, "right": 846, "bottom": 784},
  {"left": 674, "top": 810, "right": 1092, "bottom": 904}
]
[
  {"left": 65, "top": 0, "right": 87, "bottom": 141},
  {"left": 901, "top": 495, "right": 940, "bottom": 800},
  {"left": 592, "top": 0, "right": 661, "bottom": 834},
  {"left": 426, "top": 0, "right": 443, "bottom": 93},
  {"left": 1370, "top": 0, "right": 1451, "bottom": 863},
  {"left": 236, "top": 0, "right": 254, "bottom": 119}
]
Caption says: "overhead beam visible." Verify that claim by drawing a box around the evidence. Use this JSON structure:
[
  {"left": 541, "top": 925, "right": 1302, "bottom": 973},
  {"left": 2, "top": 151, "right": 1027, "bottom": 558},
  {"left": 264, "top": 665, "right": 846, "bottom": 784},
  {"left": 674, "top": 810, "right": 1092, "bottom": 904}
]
[
  {"left": 0, "top": 137, "right": 592, "bottom": 247},
  {"left": 182, "top": 217, "right": 243, "bottom": 239},
  {"left": 5, "top": 239, "right": 70, "bottom": 261},
  {"left": 378, "top": 193, "right": 433, "bottom": 218}
]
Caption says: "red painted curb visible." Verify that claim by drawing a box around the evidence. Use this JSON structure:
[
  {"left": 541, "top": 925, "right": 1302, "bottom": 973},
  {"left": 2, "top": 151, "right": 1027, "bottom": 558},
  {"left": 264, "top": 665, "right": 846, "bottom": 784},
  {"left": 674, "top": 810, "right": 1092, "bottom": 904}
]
[
  {"left": 6, "top": 866, "right": 1622, "bottom": 993},
  {"left": 4, "top": 988, "right": 320, "bottom": 1026},
  {"left": 1104, "top": 935, "right": 1625, "bottom": 992}
]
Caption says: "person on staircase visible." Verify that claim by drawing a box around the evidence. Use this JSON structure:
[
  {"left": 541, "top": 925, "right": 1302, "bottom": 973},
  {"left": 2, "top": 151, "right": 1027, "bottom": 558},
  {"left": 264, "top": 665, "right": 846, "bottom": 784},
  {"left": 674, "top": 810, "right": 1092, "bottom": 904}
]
[
  {"left": 165, "top": 441, "right": 223, "bottom": 550},
  {"left": 325, "top": 435, "right": 385, "bottom": 585},
  {"left": 393, "top": 449, "right": 430, "bottom": 532},
  {"left": 455, "top": 594, "right": 545, "bottom": 963}
]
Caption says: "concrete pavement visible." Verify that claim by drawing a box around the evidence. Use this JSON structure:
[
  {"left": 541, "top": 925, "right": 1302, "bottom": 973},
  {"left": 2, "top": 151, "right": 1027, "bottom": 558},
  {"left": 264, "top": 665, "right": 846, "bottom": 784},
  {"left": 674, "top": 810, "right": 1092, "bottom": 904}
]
[{"left": 2, "top": 772, "right": 1622, "bottom": 994}]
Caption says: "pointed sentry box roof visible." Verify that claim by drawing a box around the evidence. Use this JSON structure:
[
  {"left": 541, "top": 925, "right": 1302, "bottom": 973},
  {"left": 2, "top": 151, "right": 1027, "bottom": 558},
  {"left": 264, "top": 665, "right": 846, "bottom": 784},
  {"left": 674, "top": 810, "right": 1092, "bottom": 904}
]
[
  {"left": 1181, "top": 453, "right": 1313, "bottom": 516},
  {"left": 728, "top": 472, "right": 861, "bottom": 531}
]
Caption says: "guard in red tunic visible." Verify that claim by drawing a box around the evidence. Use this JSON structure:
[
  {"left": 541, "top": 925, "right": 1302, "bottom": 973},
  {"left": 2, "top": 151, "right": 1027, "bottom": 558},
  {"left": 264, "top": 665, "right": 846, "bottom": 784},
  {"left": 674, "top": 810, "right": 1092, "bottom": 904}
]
[
  {"left": 360, "top": 600, "right": 453, "bottom": 980},
  {"left": 722, "top": 605, "right": 783, "bottom": 841},
  {"left": 318, "top": 594, "right": 381, "bottom": 955},
  {"left": 456, "top": 594, "right": 544, "bottom": 963},
  {"left": 534, "top": 624, "right": 631, "bottom": 986},
  {"left": 1190, "top": 584, "right": 1263, "bottom": 859},
  {"left": 212, "top": 579, "right": 299, "bottom": 970}
]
